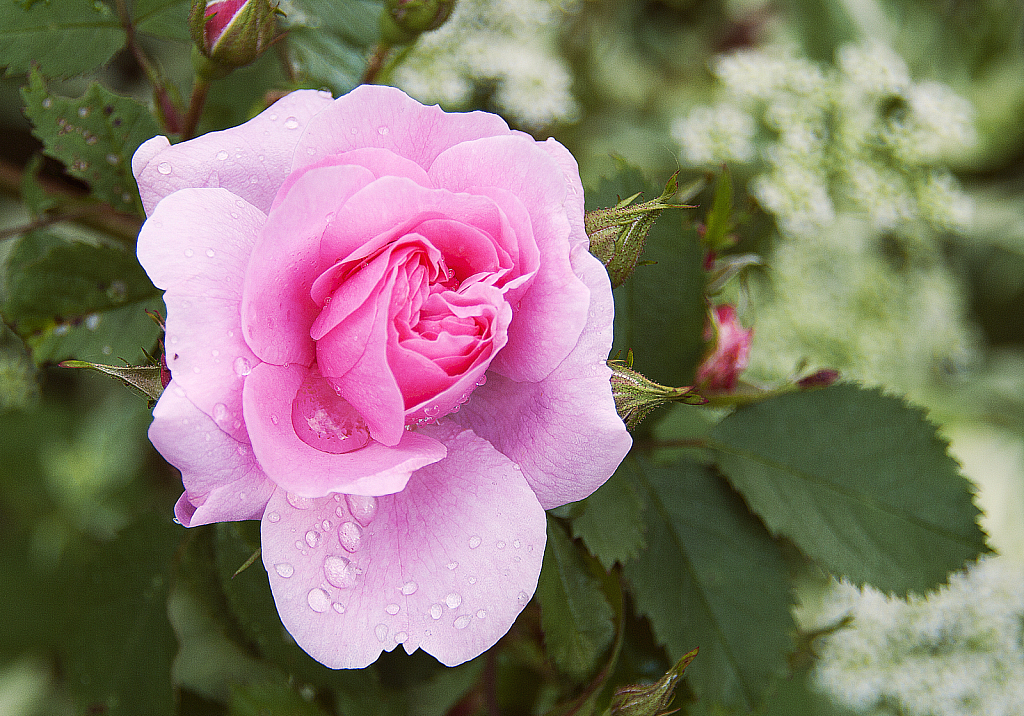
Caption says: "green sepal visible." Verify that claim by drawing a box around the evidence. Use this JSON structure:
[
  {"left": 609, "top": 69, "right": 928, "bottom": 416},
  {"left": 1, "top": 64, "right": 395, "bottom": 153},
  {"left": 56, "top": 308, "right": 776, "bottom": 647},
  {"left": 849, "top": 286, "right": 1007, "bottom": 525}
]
[{"left": 60, "top": 361, "right": 165, "bottom": 403}]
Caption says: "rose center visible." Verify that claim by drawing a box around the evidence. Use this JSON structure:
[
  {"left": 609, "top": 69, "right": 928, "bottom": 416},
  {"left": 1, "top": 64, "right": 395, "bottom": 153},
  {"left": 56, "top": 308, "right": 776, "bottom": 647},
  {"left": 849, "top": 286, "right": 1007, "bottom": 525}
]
[{"left": 291, "top": 368, "right": 371, "bottom": 454}]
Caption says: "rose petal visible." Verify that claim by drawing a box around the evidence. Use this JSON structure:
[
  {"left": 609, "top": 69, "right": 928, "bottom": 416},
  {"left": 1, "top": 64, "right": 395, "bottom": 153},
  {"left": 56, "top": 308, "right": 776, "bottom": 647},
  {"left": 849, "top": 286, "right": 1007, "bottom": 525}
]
[
  {"left": 133, "top": 89, "right": 335, "bottom": 215},
  {"left": 539, "top": 138, "right": 589, "bottom": 251},
  {"left": 454, "top": 246, "right": 632, "bottom": 508},
  {"left": 260, "top": 422, "right": 546, "bottom": 668},
  {"left": 242, "top": 362, "right": 446, "bottom": 496},
  {"left": 429, "top": 135, "right": 587, "bottom": 382},
  {"left": 137, "top": 187, "right": 264, "bottom": 442},
  {"left": 241, "top": 163, "right": 376, "bottom": 367},
  {"left": 293, "top": 85, "right": 512, "bottom": 174},
  {"left": 151, "top": 382, "right": 275, "bottom": 526}
]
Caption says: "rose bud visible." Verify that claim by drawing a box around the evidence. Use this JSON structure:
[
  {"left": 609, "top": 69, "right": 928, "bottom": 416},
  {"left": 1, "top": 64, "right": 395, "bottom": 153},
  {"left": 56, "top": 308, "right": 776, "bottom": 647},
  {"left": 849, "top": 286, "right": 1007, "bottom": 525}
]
[
  {"left": 380, "top": 0, "right": 457, "bottom": 45},
  {"left": 189, "top": 0, "right": 279, "bottom": 69},
  {"left": 696, "top": 304, "right": 752, "bottom": 392},
  {"left": 132, "top": 86, "right": 631, "bottom": 668}
]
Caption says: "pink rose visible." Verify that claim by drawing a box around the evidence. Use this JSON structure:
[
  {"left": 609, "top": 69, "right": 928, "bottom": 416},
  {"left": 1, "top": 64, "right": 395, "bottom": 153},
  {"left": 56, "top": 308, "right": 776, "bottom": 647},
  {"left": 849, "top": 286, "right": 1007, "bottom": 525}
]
[
  {"left": 133, "top": 86, "right": 631, "bottom": 668},
  {"left": 696, "top": 304, "right": 752, "bottom": 392}
]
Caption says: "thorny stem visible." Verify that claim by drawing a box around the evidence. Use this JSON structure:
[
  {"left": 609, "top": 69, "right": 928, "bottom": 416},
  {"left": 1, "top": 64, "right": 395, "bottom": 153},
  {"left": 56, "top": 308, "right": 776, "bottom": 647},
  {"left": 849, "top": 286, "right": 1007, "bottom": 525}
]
[
  {"left": 115, "top": 0, "right": 182, "bottom": 135},
  {"left": 361, "top": 43, "right": 392, "bottom": 85}
]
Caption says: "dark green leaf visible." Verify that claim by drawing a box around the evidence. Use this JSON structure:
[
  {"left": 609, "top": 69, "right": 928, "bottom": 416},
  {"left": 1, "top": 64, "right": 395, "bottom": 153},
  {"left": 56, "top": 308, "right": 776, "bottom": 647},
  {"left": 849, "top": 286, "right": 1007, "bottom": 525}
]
[
  {"left": 702, "top": 167, "right": 734, "bottom": 253},
  {"left": 0, "top": 321, "right": 39, "bottom": 411},
  {"left": 283, "top": 0, "right": 383, "bottom": 94},
  {"left": 0, "top": 0, "right": 124, "bottom": 79},
  {"left": 63, "top": 513, "right": 180, "bottom": 716},
  {"left": 229, "top": 681, "right": 331, "bottom": 716},
  {"left": 22, "top": 69, "right": 161, "bottom": 214},
  {"left": 571, "top": 464, "right": 646, "bottom": 570},
  {"left": 406, "top": 656, "right": 485, "bottom": 716},
  {"left": 536, "top": 518, "right": 615, "bottom": 681},
  {"left": 20, "top": 153, "right": 57, "bottom": 217},
  {"left": 587, "top": 165, "right": 706, "bottom": 391},
  {"left": 2, "top": 231, "right": 162, "bottom": 365},
  {"left": 708, "top": 384, "right": 990, "bottom": 595},
  {"left": 623, "top": 457, "right": 793, "bottom": 713},
  {"left": 134, "top": 0, "right": 192, "bottom": 42}
]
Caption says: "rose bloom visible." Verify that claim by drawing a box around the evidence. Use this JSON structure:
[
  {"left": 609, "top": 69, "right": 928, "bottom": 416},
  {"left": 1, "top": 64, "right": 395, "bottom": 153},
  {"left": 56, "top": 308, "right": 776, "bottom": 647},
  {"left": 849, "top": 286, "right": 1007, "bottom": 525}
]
[
  {"left": 696, "top": 304, "right": 752, "bottom": 392},
  {"left": 133, "top": 86, "right": 631, "bottom": 668}
]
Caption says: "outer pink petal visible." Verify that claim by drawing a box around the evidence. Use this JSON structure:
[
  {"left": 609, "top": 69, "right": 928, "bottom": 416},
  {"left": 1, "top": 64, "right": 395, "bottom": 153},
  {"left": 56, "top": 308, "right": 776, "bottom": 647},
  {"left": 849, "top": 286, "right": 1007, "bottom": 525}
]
[
  {"left": 133, "top": 89, "right": 335, "bottom": 215},
  {"left": 137, "top": 187, "right": 264, "bottom": 443},
  {"left": 454, "top": 246, "right": 632, "bottom": 509},
  {"left": 242, "top": 362, "right": 446, "bottom": 497},
  {"left": 539, "top": 138, "right": 589, "bottom": 251},
  {"left": 429, "top": 135, "right": 587, "bottom": 382},
  {"left": 260, "top": 423, "right": 546, "bottom": 668},
  {"left": 241, "top": 164, "right": 376, "bottom": 367},
  {"left": 151, "top": 382, "right": 275, "bottom": 526},
  {"left": 293, "top": 85, "right": 512, "bottom": 173}
]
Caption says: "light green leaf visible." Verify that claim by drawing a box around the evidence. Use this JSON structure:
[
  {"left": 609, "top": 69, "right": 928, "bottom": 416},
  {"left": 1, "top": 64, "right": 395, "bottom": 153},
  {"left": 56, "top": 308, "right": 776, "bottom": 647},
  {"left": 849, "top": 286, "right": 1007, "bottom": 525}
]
[
  {"left": 702, "top": 167, "right": 734, "bottom": 253},
  {"left": 571, "top": 464, "right": 645, "bottom": 570},
  {"left": 623, "top": 457, "right": 793, "bottom": 713},
  {"left": 20, "top": 153, "right": 57, "bottom": 218},
  {"left": 60, "top": 360, "right": 164, "bottom": 402},
  {"left": 22, "top": 69, "right": 161, "bottom": 214},
  {"left": 536, "top": 518, "right": 615, "bottom": 681},
  {"left": 708, "top": 384, "right": 990, "bottom": 595},
  {"left": 0, "top": 0, "right": 124, "bottom": 78},
  {"left": 229, "top": 682, "right": 331, "bottom": 716},
  {"left": 0, "top": 322, "right": 39, "bottom": 411},
  {"left": 282, "top": 0, "right": 383, "bottom": 94}
]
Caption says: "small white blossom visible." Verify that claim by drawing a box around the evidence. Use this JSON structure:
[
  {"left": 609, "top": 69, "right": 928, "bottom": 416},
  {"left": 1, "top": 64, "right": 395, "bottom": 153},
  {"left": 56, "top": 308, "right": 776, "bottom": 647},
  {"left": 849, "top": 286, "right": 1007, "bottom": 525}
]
[{"left": 671, "top": 104, "right": 756, "bottom": 165}]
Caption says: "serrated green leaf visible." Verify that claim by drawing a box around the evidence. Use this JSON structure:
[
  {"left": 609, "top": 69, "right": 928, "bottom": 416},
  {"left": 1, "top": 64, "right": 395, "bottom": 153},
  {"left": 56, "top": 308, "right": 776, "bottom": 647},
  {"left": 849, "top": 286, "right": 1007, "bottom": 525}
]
[
  {"left": 0, "top": 0, "right": 124, "bottom": 78},
  {"left": 587, "top": 165, "right": 706, "bottom": 392},
  {"left": 63, "top": 513, "right": 180, "bottom": 716},
  {"left": 0, "top": 321, "right": 39, "bottom": 411},
  {"left": 229, "top": 682, "right": 331, "bottom": 716},
  {"left": 22, "top": 69, "right": 161, "bottom": 213},
  {"left": 623, "top": 457, "right": 793, "bottom": 713},
  {"left": 60, "top": 360, "right": 164, "bottom": 402},
  {"left": 536, "top": 518, "right": 615, "bottom": 681},
  {"left": 282, "top": 0, "right": 382, "bottom": 94},
  {"left": 2, "top": 231, "right": 162, "bottom": 364},
  {"left": 20, "top": 153, "right": 57, "bottom": 217},
  {"left": 571, "top": 465, "right": 645, "bottom": 570},
  {"left": 707, "top": 384, "right": 989, "bottom": 595}
]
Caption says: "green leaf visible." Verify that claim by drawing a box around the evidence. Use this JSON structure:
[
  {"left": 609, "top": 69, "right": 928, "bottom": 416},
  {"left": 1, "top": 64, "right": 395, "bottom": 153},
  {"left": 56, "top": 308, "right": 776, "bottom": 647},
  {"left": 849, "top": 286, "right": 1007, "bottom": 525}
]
[
  {"left": 708, "top": 384, "right": 989, "bottom": 595},
  {"left": 283, "top": 0, "right": 383, "bottom": 94},
  {"left": 22, "top": 69, "right": 162, "bottom": 214},
  {"left": 587, "top": 164, "right": 706, "bottom": 392},
  {"left": 0, "top": 0, "right": 124, "bottom": 79},
  {"left": 134, "top": 0, "right": 192, "bottom": 42},
  {"left": 702, "top": 167, "right": 734, "bottom": 253},
  {"left": 60, "top": 360, "right": 164, "bottom": 402},
  {"left": 2, "top": 231, "right": 162, "bottom": 365},
  {"left": 0, "top": 321, "right": 39, "bottom": 411},
  {"left": 229, "top": 682, "right": 331, "bottom": 716},
  {"left": 536, "top": 518, "right": 616, "bottom": 681},
  {"left": 62, "top": 513, "right": 180, "bottom": 716},
  {"left": 20, "top": 153, "right": 57, "bottom": 217},
  {"left": 571, "top": 464, "right": 646, "bottom": 570},
  {"left": 623, "top": 457, "right": 793, "bottom": 713}
]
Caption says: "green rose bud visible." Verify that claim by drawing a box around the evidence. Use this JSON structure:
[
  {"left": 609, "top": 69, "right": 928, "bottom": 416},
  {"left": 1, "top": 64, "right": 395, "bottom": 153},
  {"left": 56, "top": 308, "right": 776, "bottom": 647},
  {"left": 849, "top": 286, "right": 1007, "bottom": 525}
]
[
  {"left": 189, "top": 0, "right": 279, "bottom": 70},
  {"left": 380, "top": 0, "right": 457, "bottom": 46}
]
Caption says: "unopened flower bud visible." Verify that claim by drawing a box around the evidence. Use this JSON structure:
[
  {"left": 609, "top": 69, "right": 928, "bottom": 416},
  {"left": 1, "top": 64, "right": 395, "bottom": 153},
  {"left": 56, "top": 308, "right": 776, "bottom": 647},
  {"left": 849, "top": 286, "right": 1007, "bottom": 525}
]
[
  {"left": 797, "top": 368, "right": 840, "bottom": 389},
  {"left": 381, "top": 0, "right": 457, "bottom": 45},
  {"left": 609, "top": 358, "right": 706, "bottom": 430},
  {"left": 696, "top": 304, "right": 752, "bottom": 392},
  {"left": 610, "top": 647, "right": 698, "bottom": 716},
  {"left": 585, "top": 173, "right": 690, "bottom": 288},
  {"left": 190, "top": 0, "right": 279, "bottom": 70}
]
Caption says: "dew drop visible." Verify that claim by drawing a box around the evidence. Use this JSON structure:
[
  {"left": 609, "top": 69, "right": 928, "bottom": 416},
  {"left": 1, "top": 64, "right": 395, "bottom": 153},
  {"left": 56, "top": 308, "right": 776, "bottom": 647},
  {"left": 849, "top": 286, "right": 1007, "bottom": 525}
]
[
  {"left": 468, "top": 535, "right": 481, "bottom": 549},
  {"left": 157, "top": 161, "right": 172, "bottom": 175},
  {"left": 401, "top": 581, "right": 418, "bottom": 595},
  {"left": 425, "top": 405, "right": 441, "bottom": 417},
  {"left": 375, "top": 623, "right": 388, "bottom": 643},
  {"left": 497, "top": 541, "right": 506, "bottom": 550},
  {"left": 184, "top": 248, "right": 194, "bottom": 258},
  {"left": 338, "top": 521, "right": 362, "bottom": 552},
  {"left": 270, "top": 414, "right": 279, "bottom": 425},
  {"left": 332, "top": 602, "right": 346, "bottom": 614},
  {"left": 233, "top": 356, "right": 253, "bottom": 378},
  {"left": 446, "top": 561, "right": 458, "bottom": 570},
  {"left": 321, "top": 519, "right": 332, "bottom": 531},
  {"left": 267, "top": 511, "right": 281, "bottom": 523},
  {"left": 324, "top": 555, "right": 357, "bottom": 588},
  {"left": 106, "top": 153, "right": 119, "bottom": 165},
  {"left": 429, "top": 603, "right": 443, "bottom": 620},
  {"left": 269, "top": 113, "right": 278, "bottom": 121},
  {"left": 293, "top": 370, "right": 371, "bottom": 454},
  {"left": 385, "top": 603, "right": 400, "bottom": 615},
  {"left": 346, "top": 494, "right": 378, "bottom": 527},
  {"left": 212, "top": 403, "right": 230, "bottom": 427},
  {"left": 286, "top": 492, "right": 315, "bottom": 510},
  {"left": 445, "top": 592, "right": 462, "bottom": 609},
  {"left": 274, "top": 562, "right": 294, "bottom": 578},
  {"left": 41, "top": 97, "right": 52, "bottom": 109},
  {"left": 394, "top": 631, "right": 408, "bottom": 643},
  {"left": 216, "top": 150, "right": 229, "bottom": 160},
  {"left": 377, "top": 125, "right": 389, "bottom": 135},
  {"left": 476, "top": 610, "right": 486, "bottom": 619},
  {"left": 85, "top": 313, "right": 100, "bottom": 331},
  {"left": 284, "top": 116, "right": 300, "bottom": 129},
  {"left": 78, "top": 106, "right": 90, "bottom": 117},
  {"left": 516, "top": 591, "right": 530, "bottom": 607},
  {"left": 454, "top": 615, "right": 471, "bottom": 630},
  {"left": 467, "top": 576, "right": 477, "bottom": 585},
  {"left": 206, "top": 248, "right": 215, "bottom": 258},
  {"left": 307, "top": 587, "right": 330, "bottom": 613},
  {"left": 305, "top": 530, "right": 322, "bottom": 548},
  {"left": 295, "top": 540, "right": 305, "bottom": 550}
]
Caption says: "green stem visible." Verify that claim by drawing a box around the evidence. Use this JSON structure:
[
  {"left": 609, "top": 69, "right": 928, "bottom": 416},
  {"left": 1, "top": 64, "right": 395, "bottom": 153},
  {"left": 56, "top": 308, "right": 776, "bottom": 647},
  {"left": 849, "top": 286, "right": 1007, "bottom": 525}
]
[
  {"left": 361, "top": 42, "right": 393, "bottom": 85},
  {"left": 181, "top": 74, "right": 212, "bottom": 141}
]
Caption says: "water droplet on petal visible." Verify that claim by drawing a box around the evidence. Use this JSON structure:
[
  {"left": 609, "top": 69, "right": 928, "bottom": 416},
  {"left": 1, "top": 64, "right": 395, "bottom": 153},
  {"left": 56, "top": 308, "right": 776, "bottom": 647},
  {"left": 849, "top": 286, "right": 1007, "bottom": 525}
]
[
  {"left": 375, "top": 623, "right": 388, "bottom": 643},
  {"left": 332, "top": 602, "right": 346, "bottom": 614},
  {"left": 267, "top": 511, "right": 280, "bottom": 523},
  {"left": 446, "top": 561, "right": 458, "bottom": 570},
  {"left": 467, "top": 576, "right": 477, "bottom": 585},
  {"left": 468, "top": 535, "right": 481, "bottom": 549},
  {"left": 346, "top": 494, "right": 378, "bottom": 527},
  {"left": 385, "top": 603, "right": 400, "bottom": 615},
  {"left": 445, "top": 592, "right": 462, "bottom": 609},
  {"left": 513, "top": 539, "right": 521, "bottom": 549},
  {"left": 206, "top": 248, "right": 215, "bottom": 258},
  {"left": 216, "top": 150, "right": 229, "bottom": 160},
  {"left": 401, "top": 581, "right": 418, "bottom": 595},
  {"left": 394, "top": 631, "right": 408, "bottom": 643},
  {"left": 324, "top": 555, "right": 357, "bottom": 588},
  {"left": 377, "top": 125, "right": 389, "bottom": 135},
  {"left": 305, "top": 530, "right": 322, "bottom": 548},
  {"left": 307, "top": 587, "right": 330, "bottom": 613},
  {"left": 429, "top": 603, "right": 443, "bottom": 620},
  {"left": 157, "top": 161, "right": 172, "bottom": 175},
  {"left": 212, "top": 403, "right": 229, "bottom": 426},
  {"left": 321, "top": 519, "right": 332, "bottom": 531},
  {"left": 233, "top": 356, "right": 253, "bottom": 378},
  {"left": 274, "top": 562, "right": 294, "bottom": 578},
  {"left": 454, "top": 615, "right": 471, "bottom": 630},
  {"left": 286, "top": 492, "right": 315, "bottom": 510},
  {"left": 497, "top": 541, "right": 506, "bottom": 550},
  {"left": 184, "top": 248, "right": 194, "bottom": 258},
  {"left": 476, "top": 610, "right": 486, "bottom": 619},
  {"left": 270, "top": 414, "right": 279, "bottom": 425},
  {"left": 293, "top": 371, "right": 371, "bottom": 454},
  {"left": 338, "top": 521, "right": 362, "bottom": 552},
  {"left": 516, "top": 591, "right": 530, "bottom": 606},
  {"left": 284, "top": 116, "right": 300, "bottom": 129}
]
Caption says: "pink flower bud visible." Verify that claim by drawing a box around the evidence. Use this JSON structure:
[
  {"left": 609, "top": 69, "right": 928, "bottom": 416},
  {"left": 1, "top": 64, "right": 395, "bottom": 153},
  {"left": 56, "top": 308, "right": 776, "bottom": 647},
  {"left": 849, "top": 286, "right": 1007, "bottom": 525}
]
[
  {"left": 189, "top": 0, "right": 278, "bottom": 69},
  {"left": 696, "top": 304, "right": 752, "bottom": 392}
]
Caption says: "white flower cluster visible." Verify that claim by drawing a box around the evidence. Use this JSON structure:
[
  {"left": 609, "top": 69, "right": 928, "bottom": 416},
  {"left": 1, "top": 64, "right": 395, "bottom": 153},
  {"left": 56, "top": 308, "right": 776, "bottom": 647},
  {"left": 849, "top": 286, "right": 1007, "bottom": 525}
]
[
  {"left": 673, "top": 42, "right": 976, "bottom": 235},
  {"left": 812, "top": 558, "right": 1024, "bottom": 716},
  {"left": 392, "top": 0, "right": 578, "bottom": 129}
]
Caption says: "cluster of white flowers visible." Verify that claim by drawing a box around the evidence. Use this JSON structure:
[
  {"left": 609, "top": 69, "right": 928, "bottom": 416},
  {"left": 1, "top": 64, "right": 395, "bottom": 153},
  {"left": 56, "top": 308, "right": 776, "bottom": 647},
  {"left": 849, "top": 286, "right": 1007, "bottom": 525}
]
[
  {"left": 812, "top": 557, "right": 1024, "bottom": 716},
  {"left": 392, "top": 0, "right": 578, "bottom": 129}
]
